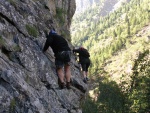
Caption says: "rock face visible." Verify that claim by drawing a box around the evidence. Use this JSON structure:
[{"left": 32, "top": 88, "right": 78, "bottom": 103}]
[{"left": 0, "top": 0, "right": 87, "bottom": 113}]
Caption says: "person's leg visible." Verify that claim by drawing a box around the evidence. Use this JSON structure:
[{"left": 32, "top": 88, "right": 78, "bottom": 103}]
[
  {"left": 85, "top": 70, "right": 88, "bottom": 76},
  {"left": 85, "top": 71, "right": 88, "bottom": 77},
  {"left": 63, "top": 51, "right": 72, "bottom": 89},
  {"left": 64, "top": 64, "right": 71, "bottom": 89},
  {"left": 64, "top": 64, "right": 71, "bottom": 82},
  {"left": 82, "top": 71, "right": 86, "bottom": 78},
  {"left": 56, "top": 67, "right": 64, "bottom": 83},
  {"left": 83, "top": 71, "right": 87, "bottom": 83},
  {"left": 56, "top": 67, "right": 65, "bottom": 89},
  {"left": 81, "top": 63, "right": 86, "bottom": 78},
  {"left": 85, "top": 61, "right": 90, "bottom": 80},
  {"left": 81, "top": 63, "right": 87, "bottom": 83},
  {"left": 85, "top": 65, "right": 89, "bottom": 80},
  {"left": 55, "top": 59, "right": 65, "bottom": 89},
  {"left": 85, "top": 71, "right": 89, "bottom": 81}
]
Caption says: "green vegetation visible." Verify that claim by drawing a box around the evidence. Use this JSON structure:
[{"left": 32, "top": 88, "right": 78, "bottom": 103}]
[
  {"left": 0, "top": 36, "right": 21, "bottom": 51},
  {"left": 13, "top": 45, "right": 21, "bottom": 52},
  {"left": 71, "top": 0, "right": 150, "bottom": 112},
  {"left": 71, "top": 0, "right": 150, "bottom": 75},
  {"left": 10, "top": 98, "right": 16, "bottom": 112},
  {"left": 8, "top": 0, "right": 17, "bottom": 6},
  {"left": 97, "top": 80, "right": 125, "bottom": 112},
  {"left": 56, "top": 8, "right": 66, "bottom": 25},
  {"left": 81, "top": 96, "right": 99, "bottom": 113},
  {"left": 26, "top": 24, "right": 39, "bottom": 37},
  {"left": 83, "top": 55, "right": 150, "bottom": 113},
  {"left": 25, "top": 74, "right": 30, "bottom": 83},
  {"left": 82, "top": 74, "right": 126, "bottom": 113},
  {"left": 0, "top": 36, "right": 5, "bottom": 47},
  {"left": 127, "top": 50, "right": 150, "bottom": 112}
]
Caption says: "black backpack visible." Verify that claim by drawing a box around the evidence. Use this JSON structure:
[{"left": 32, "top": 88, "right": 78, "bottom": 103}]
[{"left": 80, "top": 48, "right": 90, "bottom": 58}]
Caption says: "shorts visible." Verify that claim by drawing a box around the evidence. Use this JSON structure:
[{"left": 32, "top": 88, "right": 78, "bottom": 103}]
[
  {"left": 80, "top": 59, "right": 90, "bottom": 72},
  {"left": 55, "top": 51, "right": 71, "bottom": 68}
]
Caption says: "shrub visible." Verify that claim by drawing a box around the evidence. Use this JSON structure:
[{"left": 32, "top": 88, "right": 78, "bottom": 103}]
[
  {"left": 10, "top": 98, "right": 16, "bottom": 112},
  {"left": 0, "top": 36, "right": 5, "bottom": 48},
  {"left": 56, "top": 8, "right": 66, "bottom": 25},
  {"left": 26, "top": 24, "right": 39, "bottom": 37},
  {"left": 8, "top": 0, "right": 16, "bottom": 6}
]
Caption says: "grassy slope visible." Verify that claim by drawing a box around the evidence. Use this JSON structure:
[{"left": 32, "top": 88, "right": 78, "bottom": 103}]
[{"left": 104, "top": 23, "right": 150, "bottom": 82}]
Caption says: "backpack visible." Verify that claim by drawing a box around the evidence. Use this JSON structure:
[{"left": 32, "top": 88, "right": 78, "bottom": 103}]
[{"left": 80, "top": 48, "right": 90, "bottom": 58}]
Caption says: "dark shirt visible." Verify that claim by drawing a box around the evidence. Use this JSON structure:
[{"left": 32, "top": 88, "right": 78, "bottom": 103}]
[
  {"left": 73, "top": 48, "right": 90, "bottom": 63},
  {"left": 43, "top": 34, "right": 71, "bottom": 55}
]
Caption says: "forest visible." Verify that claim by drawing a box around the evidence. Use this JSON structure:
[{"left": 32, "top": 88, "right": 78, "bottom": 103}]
[{"left": 71, "top": 0, "right": 150, "bottom": 112}]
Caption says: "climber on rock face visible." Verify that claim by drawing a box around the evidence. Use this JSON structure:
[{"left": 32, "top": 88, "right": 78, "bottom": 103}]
[
  {"left": 73, "top": 46, "right": 91, "bottom": 83},
  {"left": 43, "top": 29, "right": 72, "bottom": 89}
]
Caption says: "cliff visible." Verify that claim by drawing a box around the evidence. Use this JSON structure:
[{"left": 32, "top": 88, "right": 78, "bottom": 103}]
[{"left": 0, "top": 0, "right": 87, "bottom": 113}]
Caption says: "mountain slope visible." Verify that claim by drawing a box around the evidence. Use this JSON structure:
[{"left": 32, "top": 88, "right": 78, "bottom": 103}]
[
  {"left": 75, "top": 0, "right": 101, "bottom": 13},
  {"left": 104, "top": 23, "right": 150, "bottom": 82},
  {"left": 75, "top": 0, "right": 128, "bottom": 14},
  {"left": 71, "top": 0, "right": 150, "bottom": 112},
  {"left": 71, "top": 0, "right": 150, "bottom": 74}
]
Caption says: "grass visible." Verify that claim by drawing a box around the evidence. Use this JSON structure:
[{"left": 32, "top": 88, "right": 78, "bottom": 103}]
[
  {"left": 104, "top": 30, "right": 150, "bottom": 83},
  {"left": 56, "top": 8, "right": 66, "bottom": 25},
  {"left": 10, "top": 99, "right": 16, "bottom": 112},
  {"left": 8, "top": 0, "right": 17, "bottom": 6},
  {"left": 25, "top": 74, "right": 30, "bottom": 83},
  {"left": 0, "top": 36, "right": 5, "bottom": 47},
  {"left": 13, "top": 45, "right": 21, "bottom": 52},
  {"left": 26, "top": 24, "right": 39, "bottom": 38}
]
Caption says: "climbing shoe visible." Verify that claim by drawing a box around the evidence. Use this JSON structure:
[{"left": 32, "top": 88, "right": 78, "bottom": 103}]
[
  {"left": 66, "top": 82, "right": 71, "bottom": 89},
  {"left": 83, "top": 78, "right": 87, "bottom": 83},
  {"left": 60, "top": 82, "right": 65, "bottom": 89}
]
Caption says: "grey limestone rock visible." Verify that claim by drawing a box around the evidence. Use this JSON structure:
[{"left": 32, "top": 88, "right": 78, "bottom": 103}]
[{"left": 0, "top": 0, "right": 86, "bottom": 112}]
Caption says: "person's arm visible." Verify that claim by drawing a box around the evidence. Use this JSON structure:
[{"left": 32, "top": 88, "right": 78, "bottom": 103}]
[{"left": 43, "top": 36, "right": 53, "bottom": 52}]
